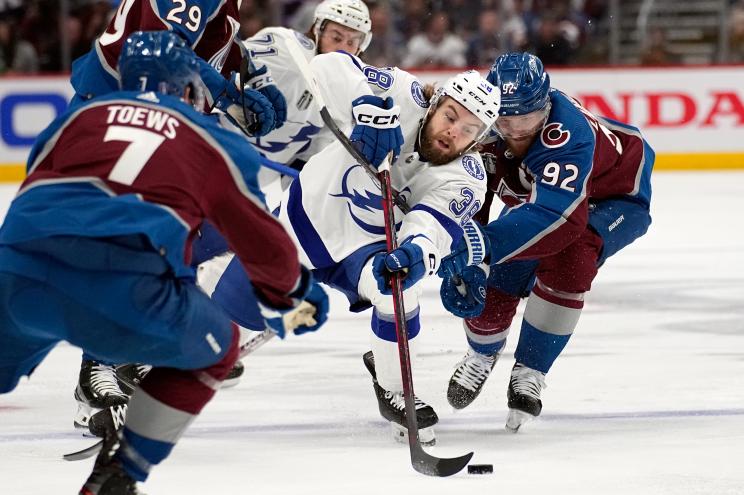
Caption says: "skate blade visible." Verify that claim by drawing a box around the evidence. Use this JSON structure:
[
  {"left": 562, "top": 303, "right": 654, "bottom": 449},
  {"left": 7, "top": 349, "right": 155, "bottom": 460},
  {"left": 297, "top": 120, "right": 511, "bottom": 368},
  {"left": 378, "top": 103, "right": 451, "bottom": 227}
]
[
  {"left": 391, "top": 423, "right": 436, "bottom": 446},
  {"left": 220, "top": 376, "right": 241, "bottom": 389},
  {"left": 505, "top": 409, "right": 536, "bottom": 433}
]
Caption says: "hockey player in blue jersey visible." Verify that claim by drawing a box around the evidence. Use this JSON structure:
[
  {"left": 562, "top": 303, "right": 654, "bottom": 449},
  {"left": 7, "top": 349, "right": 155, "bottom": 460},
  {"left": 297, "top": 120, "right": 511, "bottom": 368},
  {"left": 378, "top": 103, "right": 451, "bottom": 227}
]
[
  {"left": 70, "top": 0, "right": 286, "bottom": 138},
  {"left": 438, "top": 53, "right": 654, "bottom": 432},
  {"left": 0, "top": 31, "right": 327, "bottom": 494},
  {"left": 67, "top": 0, "right": 291, "bottom": 433},
  {"left": 210, "top": 52, "right": 501, "bottom": 444}
]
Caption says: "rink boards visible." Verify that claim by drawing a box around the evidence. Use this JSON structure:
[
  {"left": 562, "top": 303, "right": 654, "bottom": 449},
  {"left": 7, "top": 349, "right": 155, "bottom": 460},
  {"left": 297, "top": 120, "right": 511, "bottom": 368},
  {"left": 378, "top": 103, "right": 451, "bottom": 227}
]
[{"left": 0, "top": 65, "right": 742, "bottom": 181}]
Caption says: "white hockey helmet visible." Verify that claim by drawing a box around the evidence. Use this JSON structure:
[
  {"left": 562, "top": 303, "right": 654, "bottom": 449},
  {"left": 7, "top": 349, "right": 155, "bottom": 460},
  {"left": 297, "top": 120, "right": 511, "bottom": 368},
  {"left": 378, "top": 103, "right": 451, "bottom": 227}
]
[
  {"left": 429, "top": 70, "right": 501, "bottom": 142},
  {"left": 313, "top": 0, "right": 372, "bottom": 53}
]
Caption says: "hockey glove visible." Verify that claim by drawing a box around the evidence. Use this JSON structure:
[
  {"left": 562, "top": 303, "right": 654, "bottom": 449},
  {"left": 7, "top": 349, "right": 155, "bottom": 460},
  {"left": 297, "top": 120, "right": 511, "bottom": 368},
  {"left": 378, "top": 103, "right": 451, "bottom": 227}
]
[
  {"left": 350, "top": 95, "right": 404, "bottom": 169},
  {"left": 372, "top": 240, "right": 431, "bottom": 295},
  {"left": 244, "top": 64, "right": 287, "bottom": 130},
  {"left": 214, "top": 71, "right": 276, "bottom": 137},
  {"left": 440, "top": 264, "right": 489, "bottom": 318},
  {"left": 438, "top": 220, "right": 491, "bottom": 279},
  {"left": 256, "top": 267, "right": 329, "bottom": 338}
]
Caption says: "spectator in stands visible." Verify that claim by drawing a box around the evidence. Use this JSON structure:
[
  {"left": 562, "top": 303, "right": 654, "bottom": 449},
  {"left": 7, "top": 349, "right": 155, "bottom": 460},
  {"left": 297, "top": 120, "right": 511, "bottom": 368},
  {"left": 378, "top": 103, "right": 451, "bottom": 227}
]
[
  {"left": 402, "top": 10, "right": 466, "bottom": 68},
  {"left": 394, "top": 0, "right": 428, "bottom": 40},
  {"left": 17, "top": 0, "right": 64, "bottom": 71},
  {"left": 288, "top": 1, "right": 320, "bottom": 32},
  {"left": 0, "top": 17, "right": 39, "bottom": 74},
  {"left": 70, "top": 1, "right": 113, "bottom": 61},
  {"left": 508, "top": 0, "right": 540, "bottom": 43},
  {"left": 640, "top": 27, "right": 678, "bottom": 65},
  {"left": 466, "top": 8, "right": 506, "bottom": 67},
  {"left": 729, "top": 1, "right": 744, "bottom": 62},
  {"left": 532, "top": 13, "right": 576, "bottom": 65},
  {"left": 364, "top": 1, "right": 405, "bottom": 67},
  {"left": 500, "top": 0, "right": 530, "bottom": 52},
  {"left": 444, "top": 0, "right": 481, "bottom": 36},
  {"left": 239, "top": 0, "right": 272, "bottom": 38}
]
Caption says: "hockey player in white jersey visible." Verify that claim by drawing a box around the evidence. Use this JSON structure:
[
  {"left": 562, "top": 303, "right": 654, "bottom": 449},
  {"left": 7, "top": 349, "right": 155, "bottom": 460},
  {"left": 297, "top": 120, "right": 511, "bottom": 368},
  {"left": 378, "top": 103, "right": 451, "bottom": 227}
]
[
  {"left": 194, "top": 0, "right": 373, "bottom": 387},
  {"left": 211, "top": 52, "right": 500, "bottom": 444},
  {"left": 241, "top": 0, "right": 373, "bottom": 189}
]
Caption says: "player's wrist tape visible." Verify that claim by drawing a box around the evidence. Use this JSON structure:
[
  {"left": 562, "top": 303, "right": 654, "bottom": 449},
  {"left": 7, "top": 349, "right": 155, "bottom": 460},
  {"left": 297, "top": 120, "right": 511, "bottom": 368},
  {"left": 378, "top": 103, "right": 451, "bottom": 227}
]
[{"left": 352, "top": 104, "right": 401, "bottom": 129}]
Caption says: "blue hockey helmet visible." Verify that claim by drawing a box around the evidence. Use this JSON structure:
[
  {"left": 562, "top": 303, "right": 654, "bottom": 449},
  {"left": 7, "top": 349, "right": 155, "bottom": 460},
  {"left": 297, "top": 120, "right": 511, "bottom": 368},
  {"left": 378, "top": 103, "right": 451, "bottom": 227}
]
[
  {"left": 118, "top": 31, "right": 201, "bottom": 98},
  {"left": 487, "top": 52, "right": 550, "bottom": 116}
]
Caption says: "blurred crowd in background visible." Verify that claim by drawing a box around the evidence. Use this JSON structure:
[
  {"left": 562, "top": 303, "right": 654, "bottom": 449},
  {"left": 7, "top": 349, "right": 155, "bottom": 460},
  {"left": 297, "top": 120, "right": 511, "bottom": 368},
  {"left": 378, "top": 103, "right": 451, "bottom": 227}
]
[{"left": 1, "top": 0, "right": 743, "bottom": 75}]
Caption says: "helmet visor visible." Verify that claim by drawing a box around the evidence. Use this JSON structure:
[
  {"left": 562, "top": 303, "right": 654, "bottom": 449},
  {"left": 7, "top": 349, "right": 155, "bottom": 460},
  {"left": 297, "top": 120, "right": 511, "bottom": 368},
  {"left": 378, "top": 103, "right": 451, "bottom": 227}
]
[{"left": 494, "top": 104, "right": 550, "bottom": 141}]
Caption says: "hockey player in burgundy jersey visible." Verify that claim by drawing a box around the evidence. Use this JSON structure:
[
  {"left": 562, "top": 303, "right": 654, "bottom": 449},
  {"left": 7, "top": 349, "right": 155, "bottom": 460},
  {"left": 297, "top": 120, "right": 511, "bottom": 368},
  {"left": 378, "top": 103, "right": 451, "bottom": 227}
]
[
  {"left": 439, "top": 53, "right": 654, "bottom": 432},
  {"left": 67, "top": 0, "right": 290, "bottom": 433},
  {"left": 70, "top": 0, "right": 287, "bottom": 137},
  {"left": 0, "top": 32, "right": 327, "bottom": 495}
]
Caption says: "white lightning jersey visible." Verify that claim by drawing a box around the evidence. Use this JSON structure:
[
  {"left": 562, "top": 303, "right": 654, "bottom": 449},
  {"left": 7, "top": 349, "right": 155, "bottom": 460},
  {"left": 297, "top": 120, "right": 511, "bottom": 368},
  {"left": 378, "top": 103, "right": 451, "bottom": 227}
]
[
  {"left": 241, "top": 28, "right": 346, "bottom": 184},
  {"left": 277, "top": 51, "right": 488, "bottom": 273}
]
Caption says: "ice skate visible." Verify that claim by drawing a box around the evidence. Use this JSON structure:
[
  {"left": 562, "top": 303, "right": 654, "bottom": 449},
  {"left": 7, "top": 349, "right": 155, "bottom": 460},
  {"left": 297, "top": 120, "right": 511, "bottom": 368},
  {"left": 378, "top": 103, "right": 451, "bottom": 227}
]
[
  {"left": 74, "top": 360, "right": 129, "bottom": 433},
  {"left": 88, "top": 404, "right": 128, "bottom": 438},
  {"left": 505, "top": 363, "right": 546, "bottom": 433},
  {"left": 362, "top": 351, "right": 438, "bottom": 446},
  {"left": 79, "top": 430, "right": 142, "bottom": 495},
  {"left": 115, "top": 364, "right": 151, "bottom": 396},
  {"left": 221, "top": 360, "right": 245, "bottom": 388},
  {"left": 447, "top": 348, "right": 501, "bottom": 409}
]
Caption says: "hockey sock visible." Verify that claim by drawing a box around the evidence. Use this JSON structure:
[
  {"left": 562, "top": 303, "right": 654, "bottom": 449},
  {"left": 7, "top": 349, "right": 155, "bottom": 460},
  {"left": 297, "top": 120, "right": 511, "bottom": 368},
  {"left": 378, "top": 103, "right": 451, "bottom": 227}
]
[
  {"left": 370, "top": 306, "right": 420, "bottom": 391},
  {"left": 463, "top": 287, "right": 519, "bottom": 354},
  {"left": 514, "top": 279, "right": 583, "bottom": 373},
  {"left": 116, "top": 325, "right": 240, "bottom": 481}
]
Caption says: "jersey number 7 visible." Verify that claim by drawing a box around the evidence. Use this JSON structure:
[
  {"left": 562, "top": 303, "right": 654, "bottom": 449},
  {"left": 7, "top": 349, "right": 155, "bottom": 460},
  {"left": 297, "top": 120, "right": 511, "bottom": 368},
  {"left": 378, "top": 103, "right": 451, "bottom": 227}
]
[{"left": 104, "top": 126, "right": 166, "bottom": 185}]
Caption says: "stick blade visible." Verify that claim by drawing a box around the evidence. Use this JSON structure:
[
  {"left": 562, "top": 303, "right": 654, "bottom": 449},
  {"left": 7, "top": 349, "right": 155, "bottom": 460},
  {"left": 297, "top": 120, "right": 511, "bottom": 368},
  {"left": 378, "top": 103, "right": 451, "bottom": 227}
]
[
  {"left": 63, "top": 439, "right": 103, "bottom": 461},
  {"left": 411, "top": 445, "right": 473, "bottom": 477}
]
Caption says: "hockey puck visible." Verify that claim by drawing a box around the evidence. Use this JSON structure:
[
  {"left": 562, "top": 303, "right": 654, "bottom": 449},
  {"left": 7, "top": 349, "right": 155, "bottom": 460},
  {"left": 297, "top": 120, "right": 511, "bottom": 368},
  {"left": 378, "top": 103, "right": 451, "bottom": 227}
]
[{"left": 467, "top": 464, "right": 493, "bottom": 474}]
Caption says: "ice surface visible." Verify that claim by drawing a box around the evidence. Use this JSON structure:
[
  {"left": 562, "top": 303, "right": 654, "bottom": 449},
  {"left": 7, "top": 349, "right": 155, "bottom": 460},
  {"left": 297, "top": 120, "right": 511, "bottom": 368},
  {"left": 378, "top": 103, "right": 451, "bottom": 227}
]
[{"left": 1, "top": 172, "right": 743, "bottom": 494}]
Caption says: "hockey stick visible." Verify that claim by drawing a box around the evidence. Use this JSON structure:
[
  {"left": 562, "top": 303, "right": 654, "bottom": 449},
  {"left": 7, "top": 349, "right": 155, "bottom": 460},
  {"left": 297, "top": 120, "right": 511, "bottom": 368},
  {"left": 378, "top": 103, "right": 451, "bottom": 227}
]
[
  {"left": 378, "top": 159, "right": 473, "bottom": 477},
  {"left": 237, "top": 300, "right": 316, "bottom": 358},
  {"left": 259, "top": 156, "right": 300, "bottom": 178},
  {"left": 283, "top": 39, "right": 472, "bottom": 477}
]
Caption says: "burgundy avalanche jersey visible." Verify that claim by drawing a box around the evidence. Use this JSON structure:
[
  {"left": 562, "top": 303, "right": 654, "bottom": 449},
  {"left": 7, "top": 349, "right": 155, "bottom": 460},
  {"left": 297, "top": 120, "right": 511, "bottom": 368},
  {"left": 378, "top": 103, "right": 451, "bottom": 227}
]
[
  {"left": 0, "top": 91, "right": 300, "bottom": 308},
  {"left": 70, "top": 0, "right": 241, "bottom": 104},
  {"left": 479, "top": 89, "right": 654, "bottom": 264}
]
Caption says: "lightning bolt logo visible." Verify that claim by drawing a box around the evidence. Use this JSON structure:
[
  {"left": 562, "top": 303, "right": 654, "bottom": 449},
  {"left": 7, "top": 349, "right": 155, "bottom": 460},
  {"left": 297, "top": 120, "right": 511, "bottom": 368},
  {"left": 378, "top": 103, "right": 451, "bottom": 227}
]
[{"left": 330, "top": 165, "right": 402, "bottom": 234}]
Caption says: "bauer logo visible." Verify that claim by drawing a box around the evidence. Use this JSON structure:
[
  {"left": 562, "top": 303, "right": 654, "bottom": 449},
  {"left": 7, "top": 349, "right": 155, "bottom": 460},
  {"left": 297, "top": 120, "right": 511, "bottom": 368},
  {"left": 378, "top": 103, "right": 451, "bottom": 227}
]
[
  {"left": 461, "top": 155, "right": 484, "bottom": 180},
  {"left": 411, "top": 81, "right": 428, "bottom": 108}
]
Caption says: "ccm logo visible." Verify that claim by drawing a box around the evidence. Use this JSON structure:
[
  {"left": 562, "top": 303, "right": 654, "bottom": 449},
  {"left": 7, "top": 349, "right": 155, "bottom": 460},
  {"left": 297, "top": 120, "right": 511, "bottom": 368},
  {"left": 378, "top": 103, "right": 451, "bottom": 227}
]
[
  {"left": 357, "top": 113, "right": 400, "bottom": 126},
  {"left": 468, "top": 90, "right": 487, "bottom": 105}
]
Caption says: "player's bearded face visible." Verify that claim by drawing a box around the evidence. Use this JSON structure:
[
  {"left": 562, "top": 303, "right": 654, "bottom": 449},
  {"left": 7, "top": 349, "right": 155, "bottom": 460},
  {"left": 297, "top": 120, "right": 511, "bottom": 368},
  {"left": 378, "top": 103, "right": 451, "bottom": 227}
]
[
  {"left": 319, "top": 21, "right": 365, "bottom": 55},
  {"left": 420, "top": 98, "right": 485, "bottom": 165}
]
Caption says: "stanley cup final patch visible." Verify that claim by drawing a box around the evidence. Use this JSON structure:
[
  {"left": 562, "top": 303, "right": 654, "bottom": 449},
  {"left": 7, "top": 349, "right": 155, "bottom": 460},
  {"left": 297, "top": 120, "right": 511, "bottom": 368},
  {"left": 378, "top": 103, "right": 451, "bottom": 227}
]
[{"left": 461, "top": 155, "right": 485, "bottom": 180}]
